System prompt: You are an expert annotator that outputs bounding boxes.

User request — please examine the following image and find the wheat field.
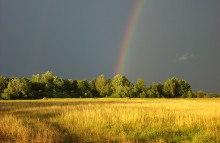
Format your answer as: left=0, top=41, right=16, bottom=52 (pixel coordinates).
left=0, top=98, right=219, bottom=143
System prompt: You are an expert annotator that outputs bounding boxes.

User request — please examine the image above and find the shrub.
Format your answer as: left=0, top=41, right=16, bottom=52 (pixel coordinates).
left=195, top=91, right=206, bottom=98
left=1, top=93, right=11, bottom=100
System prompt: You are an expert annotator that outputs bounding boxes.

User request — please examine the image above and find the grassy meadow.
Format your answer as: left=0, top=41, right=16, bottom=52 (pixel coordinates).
left=0, top=98, right=219, bottom=143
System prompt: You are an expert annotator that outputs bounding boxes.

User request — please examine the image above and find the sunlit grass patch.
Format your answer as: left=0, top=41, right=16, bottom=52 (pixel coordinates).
left=0, top=98, right=219, bottom=142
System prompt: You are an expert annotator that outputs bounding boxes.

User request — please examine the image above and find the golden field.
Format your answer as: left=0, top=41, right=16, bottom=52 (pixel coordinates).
left=0, top=98, right=219, bottom=143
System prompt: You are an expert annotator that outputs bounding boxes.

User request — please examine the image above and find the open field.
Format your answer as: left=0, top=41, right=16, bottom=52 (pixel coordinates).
left=0, top=98, right=219, bottom=143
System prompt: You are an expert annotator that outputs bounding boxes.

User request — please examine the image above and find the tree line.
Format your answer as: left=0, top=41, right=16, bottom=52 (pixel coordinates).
left=0, top=71, right=217, bottom=100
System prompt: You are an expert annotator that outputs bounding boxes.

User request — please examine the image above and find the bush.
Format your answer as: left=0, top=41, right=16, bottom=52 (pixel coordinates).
left=195, top=91, right=206, bottom=98
left=108, top=93, right=121, bottom=98
left=205, top=94, right=220, bottom=98
left=1, top=93, right=11, bottom=100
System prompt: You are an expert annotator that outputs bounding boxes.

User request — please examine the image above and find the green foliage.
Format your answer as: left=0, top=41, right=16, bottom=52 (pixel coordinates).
left=0, top=76, right=9, bottom=95
left=95, top=74, right=107, bottom=97
left=1, top=92, right=11, bottom=100
left=2, top=78, right=31, bottom=99
left=63, top=79, right=78, bottom=94
left=53, top=76, right=64, bottom=93
left=0, top=71, right=217, bottom=100
left=93, top=76, right=113, bottom=97
left=162, top=78, right=178, bottom=98
left=139, top=91, right=147, bottom=98
left=162, top=77, right=193, bottom=98
left=88, top=79, right=99, bottom=97
left=135, top=78, right=147, bottom=97
left=195, top=90, right=206, bottom=98
left=95, top=75, right=106, bottom=92
left=204, top=93, right=220, bottom=98
left=77, top=79, right=93, bottom=98
left=111, top=86, right=131, bottom=98
left=41, top=71, right=54, bottom=83
left=147, top=82, right=163, bottom=98
left=135, top=78, right=147, bottom=91
left=101, top=82, right=113, bottom=97
left=112, top=74, right=133, bottom=87
left=111, top=74, right=136, bottom=98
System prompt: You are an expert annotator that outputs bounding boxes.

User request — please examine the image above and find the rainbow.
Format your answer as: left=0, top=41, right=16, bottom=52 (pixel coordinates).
left=114, top=0, right=144, bottom=75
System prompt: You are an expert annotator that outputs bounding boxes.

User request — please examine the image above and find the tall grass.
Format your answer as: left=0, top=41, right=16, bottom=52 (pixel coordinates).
left=0, top=98, right=219, bottom=142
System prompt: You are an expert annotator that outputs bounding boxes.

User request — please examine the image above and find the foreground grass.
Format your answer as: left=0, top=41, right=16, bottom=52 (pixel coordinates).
left=0, top=98, right=219, bottom=143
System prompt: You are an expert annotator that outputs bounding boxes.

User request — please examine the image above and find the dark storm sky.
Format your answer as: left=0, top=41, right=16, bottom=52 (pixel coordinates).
left=0, top=0, right=220, bottom=93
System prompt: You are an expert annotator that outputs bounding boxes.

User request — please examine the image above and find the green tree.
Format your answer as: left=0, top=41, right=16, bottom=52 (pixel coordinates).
left=2, top=78, right=31, bottom=99
left=162, top=77, right=193, bottom=98
left=63, top=79, right=74, bottom=91
left=101, top=81, right=113, bottom=97
left=88, top=79, right=99, bottom=97
left=30, top=74, right=44, bottom=90
left=41, top=71, right=54, bottom=82
left=30, top=74, right=47, bottom=98
left=111, top=86, right=132, bottom=98
left=111, top=74, right=135, bottom=98
left=95, top=74, right=107, bottom=97
left=146, top=82, right=163, bottom=98
left=41, top=71, right=55, bottom=93
left=53, top=76, right=64, bottom=92
left=0, top=76, right=9, bottom=97
left=195, top=90, right=206, bottom=98
left=31, top=74, right=41, bottom=83
left=77, top=79, right=92, bottom=98
left=135, top=78, right=147, bottom=97
left=112, top=74, right=133, bottom=87
left=178, top=80, right=193, bottom=98
left=63, top=79, right=78, bottom=95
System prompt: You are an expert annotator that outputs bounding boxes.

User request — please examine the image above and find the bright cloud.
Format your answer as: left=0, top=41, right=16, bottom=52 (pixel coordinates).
left=176, top=53, right=196, bottom=62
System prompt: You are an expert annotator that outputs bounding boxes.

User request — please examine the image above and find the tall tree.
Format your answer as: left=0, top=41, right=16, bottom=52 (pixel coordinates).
left=95, top=74, right=107, bottom=97
left=135, top=78, right=147, bottom=97
left=41, top=71, right=55, bottom=93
